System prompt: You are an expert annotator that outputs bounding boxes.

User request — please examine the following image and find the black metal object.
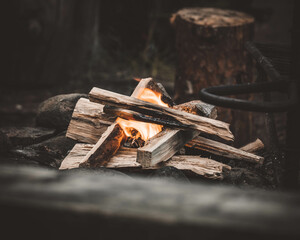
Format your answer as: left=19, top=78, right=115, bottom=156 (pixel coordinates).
left=199, top=41, right=298, bottom=112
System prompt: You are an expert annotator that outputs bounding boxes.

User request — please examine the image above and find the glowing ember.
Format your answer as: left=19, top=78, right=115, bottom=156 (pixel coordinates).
left=116, top=88, right=169, bottom=141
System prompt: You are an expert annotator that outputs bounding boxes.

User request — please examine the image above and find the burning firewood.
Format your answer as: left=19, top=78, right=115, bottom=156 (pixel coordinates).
left=79, top=78, right=175, bottom=167
left=79, top=123, right=126, bottom=168
left=65, top=98, right=263, bottom=165
left=60, top=143, right=231, bottom=180
left=88, top=87, right=234, bottom=142
left=136, top=100, right=217, bottom=167
left=137, top=129, right=199, bottom=167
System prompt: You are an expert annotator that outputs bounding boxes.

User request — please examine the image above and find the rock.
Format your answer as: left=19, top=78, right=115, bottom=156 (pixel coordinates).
left=151, top=166, right=190, bottom=183
left=60, top=168, right=131, bottom=178
left=12, top=133, right=76, bottom=168
left=0, top=130, right=11, bottom=153
left=36, top=93, right=87, bottom=130
left=223, top=167, right=272, bottom=189
left=0, top=127, right=56, bottom=147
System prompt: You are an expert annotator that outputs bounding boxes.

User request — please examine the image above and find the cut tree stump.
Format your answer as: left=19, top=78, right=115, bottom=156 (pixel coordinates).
left=61, top=143, right=231, bottom=180
left=171, top=8, right=255, bottom=145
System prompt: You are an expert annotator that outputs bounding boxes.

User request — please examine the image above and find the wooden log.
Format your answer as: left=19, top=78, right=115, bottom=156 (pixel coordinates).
left=137, top=129, right=200, bottom=167
left=89, top=87, right=234, bottom=142
left=66, top=98, right=114, bottom=144
left=66, top=77, right=173, bottom=144
left=79, top=123, right=126, bottom=168
left=240, top=138, right=264, bottom=153
left=171, top=8, right=255, bottom=146
left=79, top=78, right=173, bottom=167
left=60, top=143, right=230, bottom=180
left=132, top=77, right=175, bottom=106
left=136, top=99, right=217, bottom=167
left=67, top=99, right=261, bottom=165
left=173, top=100, right=217, bottom=119
left=1, top=165, right=300, bottom=240
left=186, top=135, right=264, bottom=164
left=66, top=99, right=218, bottom=145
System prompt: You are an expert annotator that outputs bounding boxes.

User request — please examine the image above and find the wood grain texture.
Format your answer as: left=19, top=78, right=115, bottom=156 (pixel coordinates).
left=60, top=143, right=230, bottom=179
left=173, top=100, right=217, bottom=119
left=240, top=138, right=264, bottom=153
left=78, top=78, right=164, bottom=167
left=137, top=129, right=200, bottom=167
left=186, top=135, right=264, bottom=164
left=79, top=123, right=125, bottom=168
left=66, top=98, right=114, bottom=143
left=89, top=87, right=234, bottom=141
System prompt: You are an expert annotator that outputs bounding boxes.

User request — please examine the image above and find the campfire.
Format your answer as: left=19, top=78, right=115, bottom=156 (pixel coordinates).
left=60, top=78, right=264, bottom=180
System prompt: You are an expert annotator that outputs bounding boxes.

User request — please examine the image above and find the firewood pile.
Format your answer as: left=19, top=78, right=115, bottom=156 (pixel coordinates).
left=60, top=78, right=264, bottom=180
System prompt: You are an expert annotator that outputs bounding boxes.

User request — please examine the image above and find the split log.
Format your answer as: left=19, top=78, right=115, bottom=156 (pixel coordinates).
left=137, top=129, right=200, bottom=167
left=132, top=77, right=175, bottom=106
left=171, top=7, right=255, bottom=146
left=173, top=100, right=217, bottom=119
left=79, top=78, right=174, bottom=167
left=65, top=100, right=262, bottom=164
left=79, top=123, right=126, bottom=168
left=240, top=138, right=264, bottom=153
left=66, top=99, right=217, bottom=144
left=60, top=143, right=230, bottom=180
left=136, top=99, right=217, bottom=167
left=89, top=87, right=234, bottom=142
left=66, top=98, right=114, bottom=144
left=186, top=136, right=264, bottom=164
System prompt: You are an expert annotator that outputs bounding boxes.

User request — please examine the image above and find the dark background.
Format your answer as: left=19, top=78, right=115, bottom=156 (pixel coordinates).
left=1, top=0, right=293, bottom=127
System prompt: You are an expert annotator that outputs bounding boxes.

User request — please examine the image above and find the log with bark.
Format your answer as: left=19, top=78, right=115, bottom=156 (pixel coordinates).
left=88, top=87, right=234, bottom=142
left=60, top=143, right=231, bottom=180
left=171, top=7, right=255, bottom=146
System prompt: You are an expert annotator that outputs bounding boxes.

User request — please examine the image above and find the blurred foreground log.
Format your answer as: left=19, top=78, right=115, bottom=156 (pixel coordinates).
left=0, top=165, right=300, bottom=240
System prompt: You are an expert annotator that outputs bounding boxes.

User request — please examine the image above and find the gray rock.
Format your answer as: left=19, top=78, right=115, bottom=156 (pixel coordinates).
left=0, top=130, right=11, bottom=153
left=151, top=166, right=190, bottom=183
left=0, top=127, right=56, bottom=147
left=36, top=93, right=87, bottom=130
left=12, top=133, right=76, bottom=168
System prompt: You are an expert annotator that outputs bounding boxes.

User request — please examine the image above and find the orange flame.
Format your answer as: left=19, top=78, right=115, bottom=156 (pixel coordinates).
left=116, top=88, right=169, bottom=141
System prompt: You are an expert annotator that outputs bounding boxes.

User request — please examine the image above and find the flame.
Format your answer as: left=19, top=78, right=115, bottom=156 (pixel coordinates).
left=116, top=88, right=169, bottom=141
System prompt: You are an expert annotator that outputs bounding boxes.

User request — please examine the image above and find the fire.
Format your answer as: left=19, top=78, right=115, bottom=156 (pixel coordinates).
left=116, top=88, right=169, bottom=141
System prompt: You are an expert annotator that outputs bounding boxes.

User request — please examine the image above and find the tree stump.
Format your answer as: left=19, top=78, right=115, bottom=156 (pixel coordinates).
left=171, top=8, right=255, bottom=146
